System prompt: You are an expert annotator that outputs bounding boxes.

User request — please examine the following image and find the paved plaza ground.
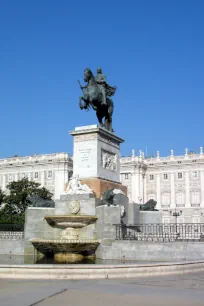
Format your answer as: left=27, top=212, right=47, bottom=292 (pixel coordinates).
left=1, top=272, right=204, bottom=306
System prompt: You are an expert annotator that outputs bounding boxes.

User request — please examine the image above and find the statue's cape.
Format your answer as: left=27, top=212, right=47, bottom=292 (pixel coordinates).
left=105, top=83, right=116, bottom=97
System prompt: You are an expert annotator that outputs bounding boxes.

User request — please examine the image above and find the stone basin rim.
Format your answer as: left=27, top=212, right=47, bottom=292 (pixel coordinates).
left=29, top=238, right=100, bottom=244
left=44, top=215, right=98, bottom=227
left=45, top=215, right=98, bottom=219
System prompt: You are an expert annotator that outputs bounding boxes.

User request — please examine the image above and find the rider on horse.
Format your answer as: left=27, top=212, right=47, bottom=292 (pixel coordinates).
left=95, top=68, right=116, bottom=106
left=81, top=68, right=116, bottom=107
left=79, top=68, right=116, bottom=131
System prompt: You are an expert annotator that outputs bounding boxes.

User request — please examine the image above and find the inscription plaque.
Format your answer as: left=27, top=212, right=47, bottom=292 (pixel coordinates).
left=78, top=148, right=93, bottom=168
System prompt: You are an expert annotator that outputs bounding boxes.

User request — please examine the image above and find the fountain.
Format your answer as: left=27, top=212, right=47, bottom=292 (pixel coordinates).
left=30, top=177, right=100, bottom=263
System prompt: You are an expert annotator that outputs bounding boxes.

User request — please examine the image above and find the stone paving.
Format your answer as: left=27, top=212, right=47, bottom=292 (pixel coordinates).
left=1, top=272, right=204, bottom=306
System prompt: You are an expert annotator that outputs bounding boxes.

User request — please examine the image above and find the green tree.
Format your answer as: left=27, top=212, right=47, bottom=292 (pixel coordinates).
left=0, top=178, right=53, bottom=224
left=0, top=188, right=5, bottom=207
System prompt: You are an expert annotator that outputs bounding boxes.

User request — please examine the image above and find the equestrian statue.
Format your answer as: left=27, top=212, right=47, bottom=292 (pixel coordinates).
left=78, top=68, right=116, bottom=132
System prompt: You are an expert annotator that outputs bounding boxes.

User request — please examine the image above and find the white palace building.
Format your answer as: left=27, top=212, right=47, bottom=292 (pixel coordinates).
left=120, top=147, right=204, bottom=224
left=0, top=147, right=204, bottom=223
left=0, top=153, right=73, bottom=200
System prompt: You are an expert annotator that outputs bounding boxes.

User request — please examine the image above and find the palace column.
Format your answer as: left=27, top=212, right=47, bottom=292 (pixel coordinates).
left=131, top=169, right=140, bottom=203
left=2, top=175, right=6, bottom=190
left=156, top=173, right=161, bottom=209
left=200, top=171, right=204, bottom=208
left=139, top=167, right=144, bottom=203
left=143, top=174, right=147, bottom=203
left=40, top=171, right=45, bottom=187
left=185, top=171, right=191, bottom=208
left=170, top=172, right=175, bottom=209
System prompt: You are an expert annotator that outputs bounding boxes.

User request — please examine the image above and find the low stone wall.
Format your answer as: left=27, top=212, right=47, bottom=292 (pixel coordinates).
left=0, top=231, right=24, bottom=255
left=98, top=240, right=204, bottom=261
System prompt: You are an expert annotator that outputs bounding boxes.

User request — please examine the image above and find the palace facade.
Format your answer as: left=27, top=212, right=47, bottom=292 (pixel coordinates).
left=1, top=147, right=204, bottom=223
left=0, top=153, right=73, bottom=200
left=120, top=147, right=204, bottom=223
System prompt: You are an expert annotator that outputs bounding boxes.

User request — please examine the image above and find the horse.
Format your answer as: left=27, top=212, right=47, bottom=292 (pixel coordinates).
left=79, top=68, right=114, bottom=132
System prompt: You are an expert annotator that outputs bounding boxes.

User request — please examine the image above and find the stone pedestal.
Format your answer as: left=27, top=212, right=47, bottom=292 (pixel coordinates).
left=56, top=193, right=96, bottom=216
left=139, top=211, right=162, bottom=224
left=70, top=125, right=126, bottom=198
left=95, top=205, right=121, bottom=259
left=96, top=205, right=121, bottom=240
left=55, top=193, right=97, bottom=240
left=126, top=203, right=140, bottom=225
left=80, top=177, right=127, bottom=199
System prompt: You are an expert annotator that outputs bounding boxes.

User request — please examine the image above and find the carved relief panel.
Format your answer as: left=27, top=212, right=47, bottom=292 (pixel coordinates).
left=101, top=150, right=117, bottom=172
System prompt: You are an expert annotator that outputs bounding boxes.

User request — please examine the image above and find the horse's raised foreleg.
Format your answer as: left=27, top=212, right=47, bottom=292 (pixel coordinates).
left=79, top=96, right=88, bottom=110
left=79, top=96, right=83, bottom=109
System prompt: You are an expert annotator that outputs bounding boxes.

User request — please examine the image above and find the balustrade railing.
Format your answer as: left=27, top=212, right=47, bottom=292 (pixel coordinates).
left=114, top=223, right=204, bottom=242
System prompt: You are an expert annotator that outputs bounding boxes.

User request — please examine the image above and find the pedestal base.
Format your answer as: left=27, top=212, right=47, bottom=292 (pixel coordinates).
left=80, top=177, right=127, bottom=199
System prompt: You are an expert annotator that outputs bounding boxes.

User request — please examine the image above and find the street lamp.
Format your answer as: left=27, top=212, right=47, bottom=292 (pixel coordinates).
left=170, top=210, right=182, bottom=237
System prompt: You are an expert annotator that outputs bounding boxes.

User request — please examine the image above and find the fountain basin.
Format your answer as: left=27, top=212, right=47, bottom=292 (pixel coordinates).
left=30, top=238, right=100, bottom=263
left=30, top=214, right=100, bottom=263
left=45, top=215, right=98, bottom=229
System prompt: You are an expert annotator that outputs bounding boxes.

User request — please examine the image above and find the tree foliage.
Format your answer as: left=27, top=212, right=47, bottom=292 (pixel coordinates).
left=0, top=178, right=53, bottom=224
left=0, top=189, right=5, bottom=207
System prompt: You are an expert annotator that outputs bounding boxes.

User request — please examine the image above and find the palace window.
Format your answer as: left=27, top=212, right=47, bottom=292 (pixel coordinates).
left=34, top=172, right=39, bottom=179
left=124, top=173, right=129, bottom=179
left=162, top=192, right=170, bottom=205
left=191, top=191, right=200, bottom=205
left=48, top=171, right=53, bottom=178
left=149, top=174, right=154, bottom=181
left=192, top=171, right=198, bottom=179
left=177, top=172, right=183, bottom=179
left=163, top=173, right=168, bottom=180
left=176, top=192, right=185, bottom=205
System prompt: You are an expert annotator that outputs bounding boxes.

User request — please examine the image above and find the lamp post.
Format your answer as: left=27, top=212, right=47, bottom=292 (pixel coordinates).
left=170, top=210, right=182, bottom=237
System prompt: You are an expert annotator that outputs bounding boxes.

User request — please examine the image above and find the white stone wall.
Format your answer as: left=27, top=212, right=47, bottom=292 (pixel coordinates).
left=120, top=148, right=204, bottom=223
left=0, top=153, right=73, bottom=199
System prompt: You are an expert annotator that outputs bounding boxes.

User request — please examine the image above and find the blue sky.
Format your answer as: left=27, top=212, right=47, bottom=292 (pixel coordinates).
left=0, top=1, right=203, bottom=158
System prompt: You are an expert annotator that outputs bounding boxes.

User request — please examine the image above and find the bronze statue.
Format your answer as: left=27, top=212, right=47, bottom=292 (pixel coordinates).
left=79, top=68, right=116, bottom=132
left=139, top=199, right=158, bottom=211
left=100, top=188, right=115, bottom=206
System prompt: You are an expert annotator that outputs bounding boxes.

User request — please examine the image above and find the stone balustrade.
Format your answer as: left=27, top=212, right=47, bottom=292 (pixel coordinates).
left=0, top=231, right=24, bottom=240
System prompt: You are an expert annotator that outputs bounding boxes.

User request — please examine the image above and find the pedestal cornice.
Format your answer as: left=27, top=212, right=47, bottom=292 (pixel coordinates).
left=69, top=125, right=124, bottom=144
